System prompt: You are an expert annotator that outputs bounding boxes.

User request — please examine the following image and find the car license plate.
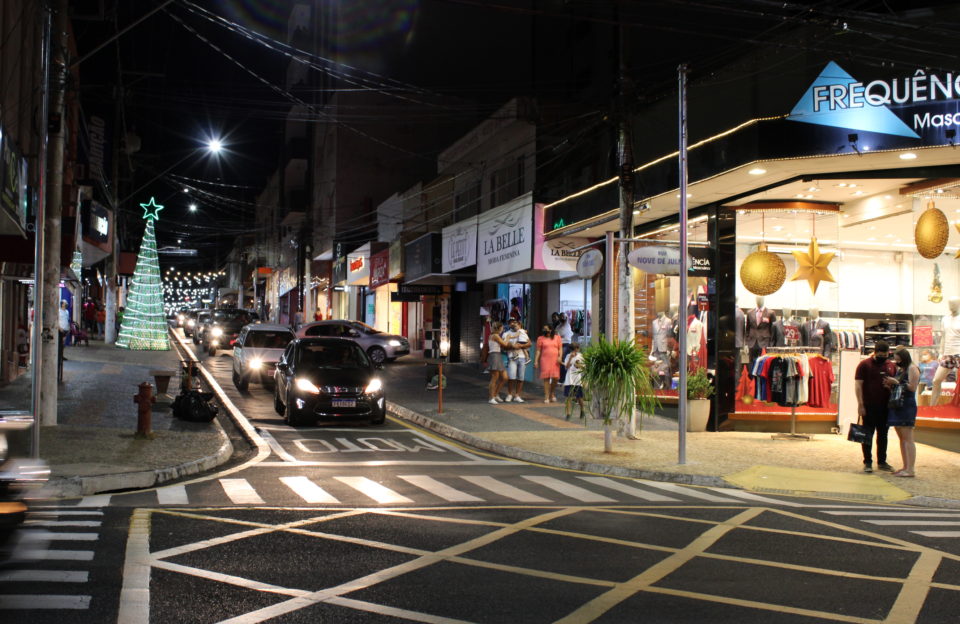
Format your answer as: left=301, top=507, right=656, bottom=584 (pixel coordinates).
left=331, top=399, right=356, bottom=408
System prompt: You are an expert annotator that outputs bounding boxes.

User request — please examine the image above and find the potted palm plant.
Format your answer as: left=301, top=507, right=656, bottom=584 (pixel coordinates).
left=581, top=336, right=660, bottom=453
left=686, top=367, right=714, bottom=432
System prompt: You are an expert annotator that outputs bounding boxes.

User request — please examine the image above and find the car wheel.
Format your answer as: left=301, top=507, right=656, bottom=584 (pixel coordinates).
left=286, top=405, right=311, bottom=427
left=274, top=388, right=285, bottom=415
left=367, top=346, right=387, bottom=366
left=232, top=368, right=240, bottom=388
left=237, top=374, right=249, bottom=392
left=370, top=411, right=386, bottom=426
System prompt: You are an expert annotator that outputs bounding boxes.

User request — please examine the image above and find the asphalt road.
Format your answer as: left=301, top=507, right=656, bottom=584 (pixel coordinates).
left=3, top=336, right=960, bottom=623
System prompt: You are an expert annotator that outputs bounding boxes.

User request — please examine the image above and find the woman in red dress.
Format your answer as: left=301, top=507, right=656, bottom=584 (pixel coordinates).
left=535, top=325, right=563, bottom=402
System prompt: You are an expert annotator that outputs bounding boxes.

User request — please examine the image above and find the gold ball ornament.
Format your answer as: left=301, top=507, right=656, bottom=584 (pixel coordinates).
left=915, top=202, right=949, bottom=259
left=739, top=243, right=786, bottom=296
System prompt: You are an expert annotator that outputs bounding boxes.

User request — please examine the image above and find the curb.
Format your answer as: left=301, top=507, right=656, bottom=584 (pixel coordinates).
left=41, top=431, right=233, bottom=498
left=387, top=401, right=729, bottom=488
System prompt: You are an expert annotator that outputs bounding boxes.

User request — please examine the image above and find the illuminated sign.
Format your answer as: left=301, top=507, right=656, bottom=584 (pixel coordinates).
left=95, top=215, right=108, bottom=237
left=349, top=257, right=364, bottom=273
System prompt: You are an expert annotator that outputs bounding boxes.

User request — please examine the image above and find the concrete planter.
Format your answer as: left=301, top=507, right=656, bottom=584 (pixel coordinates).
left=687, top=398, right=711, bottom=432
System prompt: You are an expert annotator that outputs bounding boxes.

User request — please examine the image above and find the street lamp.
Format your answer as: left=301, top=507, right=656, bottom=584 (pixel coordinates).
left=207, top=138, right=222, bottom=154
left=189, top=204, right=197, bottom=212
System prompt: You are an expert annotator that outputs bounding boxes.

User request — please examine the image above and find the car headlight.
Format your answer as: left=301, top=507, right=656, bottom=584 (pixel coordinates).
left=295, top=377, right=321, bottom=394
left=248, top=358, right=263, bottom=370
left=187, top=319, right=195, bottom=327
left=177, top=314, right=184, bottom=322
left=211, top=327, right=224, bottom=337
left=364, top=378, right=383, bottom=394
left=387, top=340, right=401, bottom=347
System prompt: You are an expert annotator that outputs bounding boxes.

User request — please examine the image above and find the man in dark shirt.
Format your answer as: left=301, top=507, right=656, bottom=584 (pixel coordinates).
left=854, top=341, right=897, bottom=473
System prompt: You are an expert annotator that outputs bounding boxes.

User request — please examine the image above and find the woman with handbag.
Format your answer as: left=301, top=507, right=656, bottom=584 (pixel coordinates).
left=886, top=347, right=920, bottom=477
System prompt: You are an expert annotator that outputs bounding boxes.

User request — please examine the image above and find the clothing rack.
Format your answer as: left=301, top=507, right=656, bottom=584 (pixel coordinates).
left=764, top=346, right=822, bottom=441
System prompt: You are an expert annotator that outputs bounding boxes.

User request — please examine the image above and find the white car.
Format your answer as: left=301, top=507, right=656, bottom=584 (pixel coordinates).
left=231, top=324, right=296, bottom=391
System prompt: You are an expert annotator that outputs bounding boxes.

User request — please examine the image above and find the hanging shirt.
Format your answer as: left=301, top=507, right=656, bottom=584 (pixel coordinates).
left=807, top=356, right=836, bottom=408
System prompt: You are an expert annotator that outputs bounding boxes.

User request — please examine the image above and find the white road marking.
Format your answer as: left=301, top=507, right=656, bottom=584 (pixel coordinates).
left=29, top=510, right=104, bottom=516
left=22, top=532, right=98, bottom=541
left=864, top=520, right=960, bottom=526
left=460, top=476, right=551, bottom=503
left=822, top=511, right=960, bottom=516
left=707, top=488, right=805, bottom=507
left=333, top=477, right=413, bottom=504
left=256, top=460, right=513, bottom=467
left=76, top=495, right=111, bottom=507
left=639, top=481, right=743, bottom=502
left=0, top=594, right=91, bottom=610
left=258, top=428, right=300, bottom=463
left=577, top=476, right=681, bottom=502
left=912, top=531, right=960, bottom=537
left=219, top=479, right=266, bottom=504
left=0, top=570, right=88, bottom=583
left=522, top=476, right=616, bottom=503
left=156, top=485, right=189, bottom=505
left=397, top=475, right=484, bottom=502
left=26, top=521, right=102, bottom=528
left=20, top=550, right=94, bottom=561
left=279, top=476, right=340, bottom=504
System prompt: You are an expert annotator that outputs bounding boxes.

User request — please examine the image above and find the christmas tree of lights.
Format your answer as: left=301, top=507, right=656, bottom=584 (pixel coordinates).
left=117, top=197, right=169, bottom=350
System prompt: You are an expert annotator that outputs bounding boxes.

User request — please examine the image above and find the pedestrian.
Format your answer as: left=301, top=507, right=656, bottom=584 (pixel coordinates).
left=556, top=313, right=573, bottom=378
left=534, top=324, right=562, bottom=402
left=854, top=340, right=897, bottom=473
left=58, top=300, right=70, bottom=360
left=83, top=298, right=97, bottom=334
left=96, top=305, right=106, bottom=339
left=563, top=343, right=585, bottom=420
left=117, top=306, right=125, bottom=332
left=502, top=318, right=530, bottom=402
left=917, top=349, right=938, bottom=392
left=486, top=321, right=510, bottom=404
left=886, top=346, right=919, bottom=477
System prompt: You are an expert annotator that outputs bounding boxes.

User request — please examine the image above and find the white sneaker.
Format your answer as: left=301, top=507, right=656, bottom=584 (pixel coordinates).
left=488, top=398, right=499, bottom=405
left=505, top=395, right=514, bottom=402
left=493, top=396, right=504, bottom=403
left=513, top=396, right=525, bottom=403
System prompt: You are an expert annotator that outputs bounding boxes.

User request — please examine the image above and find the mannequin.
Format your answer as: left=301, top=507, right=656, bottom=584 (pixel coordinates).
left=775, top=307, right=802, bottom=346
left=745, top=296, right=776, bottom=362
left=651, top=309, right=673, bottom=357
left=734, top=306, right=746, bottom=387
left=931, top=297, right=960, bottom=405
left=686, top=304, right=706, bottom=370
left=801, top=306, right=834, bottom=357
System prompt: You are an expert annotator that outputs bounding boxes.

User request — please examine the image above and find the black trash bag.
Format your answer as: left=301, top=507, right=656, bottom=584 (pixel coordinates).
left=172, top=390, right=218, bottom=422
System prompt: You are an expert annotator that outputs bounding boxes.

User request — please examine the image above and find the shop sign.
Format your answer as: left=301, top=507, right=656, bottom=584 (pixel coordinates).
left=442, top=216, right=477, bottom=272
left=392, top=283, right=442, bottom=302
left=627, top=246, right=681, bottom=274
left=535, top=236, right=589, bottom=272
left=369, top=249, right=390, bottom=288
left=789, top=60, right=960, bottom=139
left=477, top=193, right=533, bottom=281
left=688, top=246, right=713, bottom=277
left=278, top=267, right=297, bottom=296
left=405, top=233, right=441, bottom=281
left=347, top=253, right=369, bottom=286
left=913, top=325, right=934, bottom=347
left=0, top=135, right=27, bottom=230
left=333, top=255, right=347, bottom=285
left=389, top=239, right=403, bottom=279
left=576, top=249, right=603, bottom=278
left=82, top=200, right=110, bottom=245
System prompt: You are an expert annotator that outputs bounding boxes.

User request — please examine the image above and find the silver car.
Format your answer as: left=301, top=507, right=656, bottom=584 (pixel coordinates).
left=296, top=320, right=409, bottom=365
left=232, top=324, right=296, bottom=391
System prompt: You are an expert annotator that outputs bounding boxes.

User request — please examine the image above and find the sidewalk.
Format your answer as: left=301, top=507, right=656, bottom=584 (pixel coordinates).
left=0, top=338, right=231, bottom=497
left=380, top=360, right=960, bottom=507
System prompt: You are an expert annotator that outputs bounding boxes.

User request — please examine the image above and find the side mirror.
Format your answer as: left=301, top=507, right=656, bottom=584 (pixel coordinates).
left=348, top=329, right=361, bottom=338
left=276, top=362, right=288, bottom=373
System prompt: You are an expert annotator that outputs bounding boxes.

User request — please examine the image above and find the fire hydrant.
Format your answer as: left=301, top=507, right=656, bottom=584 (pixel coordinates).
left=134, top=382, right=156, bottom=439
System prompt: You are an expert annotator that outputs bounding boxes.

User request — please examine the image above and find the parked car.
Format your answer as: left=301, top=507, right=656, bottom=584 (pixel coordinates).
left=191, top=310, right=212, bottom=344
left=202, top=308, right=254, bottom=356
left=273, top=337, right=386, bottom=427
left=231, top=324, right=295, bottom=391
left=296, top=320, right=409, bottom=365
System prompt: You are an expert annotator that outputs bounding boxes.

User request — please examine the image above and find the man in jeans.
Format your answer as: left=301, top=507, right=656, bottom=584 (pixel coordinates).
left=855, top=340, right=897, bottom=473
left=502, top=318, right=530, bottom=402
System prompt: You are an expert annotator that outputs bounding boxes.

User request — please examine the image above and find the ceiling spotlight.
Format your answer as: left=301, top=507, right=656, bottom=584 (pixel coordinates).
left=748, top=167, right=766, bottom=175
left=899, top=152, right=918, bottom=160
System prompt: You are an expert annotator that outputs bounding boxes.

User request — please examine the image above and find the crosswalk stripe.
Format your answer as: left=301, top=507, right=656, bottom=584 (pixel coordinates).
left=23, top=532, right=98, bottom=541
left=0, top=594, right=91, bottom=610
left=20, top=550, right=94, bottom=561
left=523, top=476, right=616, bottom=503
left=334, top=477, right=413, bottom=504
left=77, top=495, right=110, bottom=507
left=279, top=476, right=340, bottom=504
left=707, top=488, right=805, bottom=507
left=30, top=510, right=104, bottom=517
left=397, top=475, right=484, bottom=502
left=822, top=511, right=960, bottom=517
left=639, top=481, right=741, bottom=502
left=26, top=521, right=102, bottom=528
left=864, top=520, right=960, bottom=526
left=911, top=531, right=960, bottom=537
left=0, top=570, right=89, bottom=583
left=219, top=479, right=265, bottom=505
left=577, top=477, right=681, bottom=502
left=460, top=476, right=551, bottom=503
left=156, top=485, right=189, bottom=505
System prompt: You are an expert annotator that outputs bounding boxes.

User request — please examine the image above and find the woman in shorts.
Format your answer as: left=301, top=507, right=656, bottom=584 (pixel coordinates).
left=487, top=321, right=510, bottom=404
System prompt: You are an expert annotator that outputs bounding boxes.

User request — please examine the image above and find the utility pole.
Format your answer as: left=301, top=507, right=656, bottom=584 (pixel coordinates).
left=104, top=84, right=121, bottom=344
left=616, top=4, right=638, bottom=437
left=39, top=0, right=69, bottom=426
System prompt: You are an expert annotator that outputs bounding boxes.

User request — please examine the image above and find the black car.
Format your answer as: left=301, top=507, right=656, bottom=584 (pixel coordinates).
left=191, top=310, right=212, bottom=344
left=273, top=337, right=386, bottom=427
left=202, top=308, right=253, bottom=356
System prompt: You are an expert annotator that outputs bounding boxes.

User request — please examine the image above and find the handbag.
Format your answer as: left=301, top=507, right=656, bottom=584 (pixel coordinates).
left=888, top=373, right=905, bottom=409
left=847, top=421, right=872, bottom=444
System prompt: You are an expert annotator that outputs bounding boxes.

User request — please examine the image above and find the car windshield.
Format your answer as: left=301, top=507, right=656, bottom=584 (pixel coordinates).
left=296, top=343, right=370, bottom=369
left=349, top=321, right=380, bottom=334
left=213, top=310, right=251, bottom=324
left=245, top=331, right=293, bottom=349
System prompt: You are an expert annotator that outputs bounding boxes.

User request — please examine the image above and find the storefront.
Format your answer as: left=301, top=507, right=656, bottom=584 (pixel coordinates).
left=403, top=233, right=449, bottom=358
left=442, top=215, right=483, bottom=363
left=369, top=246, right=404, bottom=334
left=346, top=244, right=371, bottom=322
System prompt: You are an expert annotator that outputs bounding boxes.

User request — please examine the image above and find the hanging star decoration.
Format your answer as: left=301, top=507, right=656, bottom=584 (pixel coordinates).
left=140, top=197, right=164, bottom=221
left=790, top=237, right=836, bottom=294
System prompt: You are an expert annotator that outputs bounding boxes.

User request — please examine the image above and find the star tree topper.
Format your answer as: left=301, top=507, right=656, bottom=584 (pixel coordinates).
left=790, top=237, right=836, bottom=294
left=140, top=197, right=164, bottom=221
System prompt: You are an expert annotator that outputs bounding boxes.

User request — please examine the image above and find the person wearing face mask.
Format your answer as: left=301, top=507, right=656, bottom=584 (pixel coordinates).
left=854, top=341, right=898, bottom=474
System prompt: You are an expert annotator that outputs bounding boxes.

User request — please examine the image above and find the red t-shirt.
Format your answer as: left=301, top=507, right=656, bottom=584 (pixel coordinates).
left=807, top=356, right=835, bottom=408
left=855, top=356, right=897, bottom=407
